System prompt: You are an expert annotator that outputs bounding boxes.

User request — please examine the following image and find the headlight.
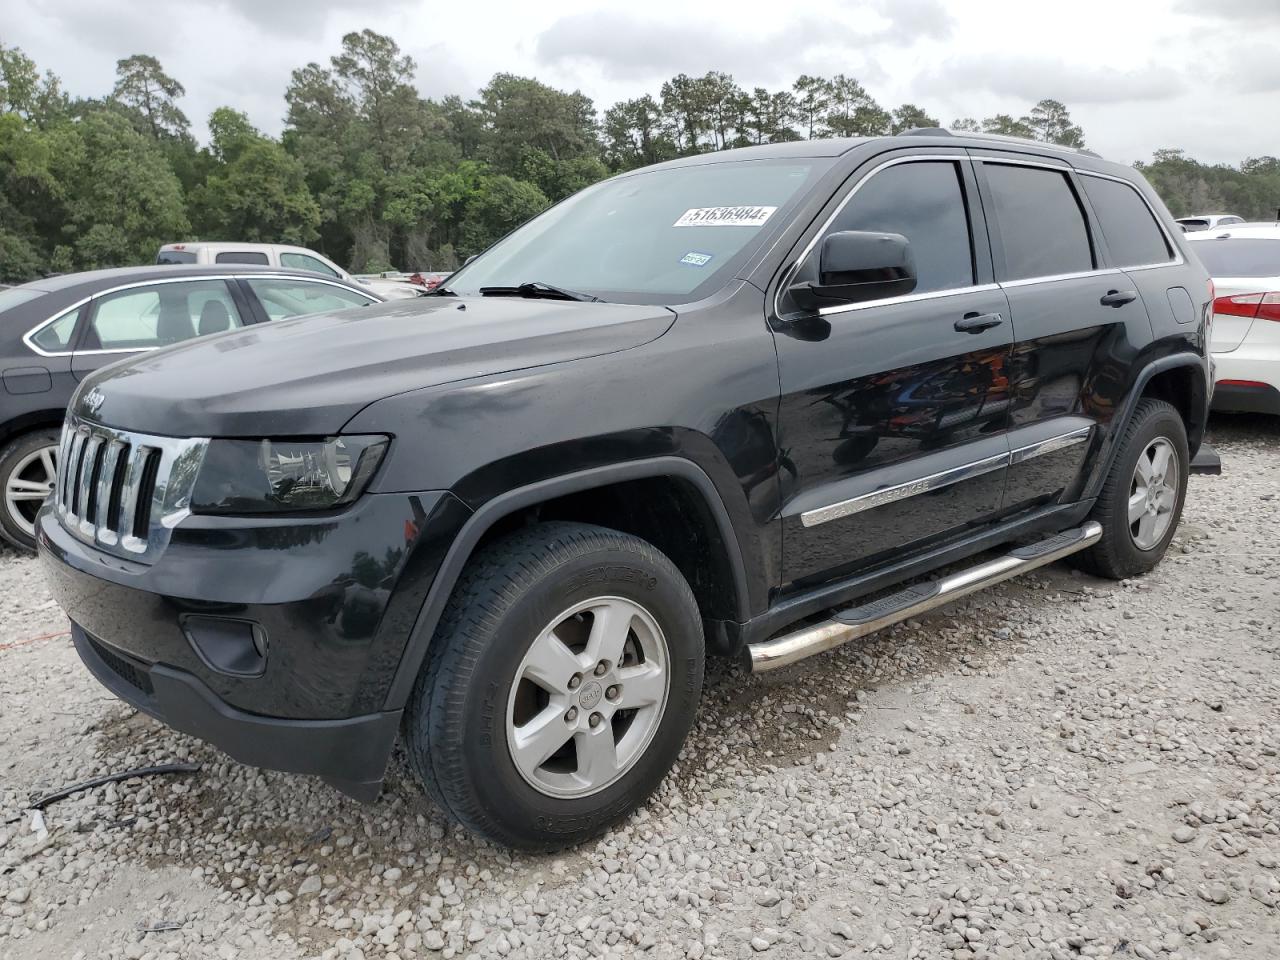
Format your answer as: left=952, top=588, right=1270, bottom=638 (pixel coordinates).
left=191, top=435, right=388, bottom=514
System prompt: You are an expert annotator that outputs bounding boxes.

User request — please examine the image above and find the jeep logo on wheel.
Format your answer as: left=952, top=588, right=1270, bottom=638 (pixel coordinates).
left=578, top=680, right=603, bottom=710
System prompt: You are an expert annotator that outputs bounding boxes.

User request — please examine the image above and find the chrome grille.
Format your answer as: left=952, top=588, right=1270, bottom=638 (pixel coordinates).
left=55, top=418, right=209, bottom=562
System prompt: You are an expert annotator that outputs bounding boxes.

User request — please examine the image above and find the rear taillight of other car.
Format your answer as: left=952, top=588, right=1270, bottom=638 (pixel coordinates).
left=1213, top=291, right=1280, bottom=322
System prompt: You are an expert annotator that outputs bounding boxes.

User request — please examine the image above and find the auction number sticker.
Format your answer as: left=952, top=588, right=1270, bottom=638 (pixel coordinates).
left=673, top=205, right=777, bottom=227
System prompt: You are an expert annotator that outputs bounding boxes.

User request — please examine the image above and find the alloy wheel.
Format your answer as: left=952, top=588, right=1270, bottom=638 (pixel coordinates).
left=5, top=444, right=58, bottom=539
left=1128, top=437, right=1178, bottom=550
left=505, top=596, right=670, bottom=798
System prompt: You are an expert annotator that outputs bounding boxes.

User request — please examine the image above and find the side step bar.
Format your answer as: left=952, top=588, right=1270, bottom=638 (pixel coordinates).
left=747, top=521, right=1102, bottom=673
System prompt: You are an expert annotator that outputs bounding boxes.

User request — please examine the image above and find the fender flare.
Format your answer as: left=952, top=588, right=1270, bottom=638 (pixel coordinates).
left=382, top=456, right=752, bottom=709
left=1084, top=352, right=1208, bottom=500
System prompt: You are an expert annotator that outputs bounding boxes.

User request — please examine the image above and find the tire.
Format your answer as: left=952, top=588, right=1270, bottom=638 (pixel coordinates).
left=1071, top=398, right=1188, bottom=580
left=404, top=521, right=704, bottom=850
left=0, top=428, right=60, bottom=553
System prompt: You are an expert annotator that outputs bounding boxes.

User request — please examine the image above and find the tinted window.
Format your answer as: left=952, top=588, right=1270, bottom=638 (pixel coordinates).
left=245, top=278, right=375, bottom=320
left=1178, top=219, right=1209, bottom=231
left=156, top=250, right=197, bottom=264
left=1190, top=238, right=1280, bottom=278
left=1080, top=176, right=1172, bottom=267
left=984, top=164, right=1093, bottom=280
left=215, top=251, right=269, bottom=265
left=280, top=252, right=340, bottom=277
left=87, top=280, right=245, bottom=350
left=1219, top=217, right=1243, bottom=225
left=822, top=160, right=975, bottom=294
left=31, top=306, right=81, bottom=353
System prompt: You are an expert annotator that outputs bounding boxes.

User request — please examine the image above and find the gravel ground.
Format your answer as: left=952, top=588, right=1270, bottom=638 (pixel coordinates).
left=2, top=414, right=1278, bottom=960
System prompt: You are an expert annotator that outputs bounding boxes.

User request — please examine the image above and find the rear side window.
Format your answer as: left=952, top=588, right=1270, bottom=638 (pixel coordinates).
left=823, top=160, right=975, bottom=295
left=30, top=306, right=81, bottom=353
left=984, top=164, right=1094, bottom=281
left=245, top=278, right=375, bottom=320
left=156, top=250, right=197, bottom=264
left=1190, top=238, right=1280, bottom=278
left=215, top=251, right=269, bottom=265
left=279, top=252, right=340, bottom=277
left=1080, top=176, right=1172, bottom=267
left=87, top=280, right=245, bottom=350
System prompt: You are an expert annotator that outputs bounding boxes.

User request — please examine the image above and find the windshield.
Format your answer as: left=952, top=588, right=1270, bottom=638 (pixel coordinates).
left=1191, top=238, right=1280, bottom=278
left=446, top=159, right=828, bottom=305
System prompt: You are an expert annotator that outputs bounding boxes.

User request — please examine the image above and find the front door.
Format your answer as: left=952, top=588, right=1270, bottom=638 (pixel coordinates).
left=771, top=153, right=1015, bottom=592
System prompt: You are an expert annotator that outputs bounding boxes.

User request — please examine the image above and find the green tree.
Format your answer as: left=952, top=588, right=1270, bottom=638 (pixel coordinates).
left=825, top=75, right=889, bottom=137
left=982, top=113, right=1037, bottom=138
left=0, top=43, right=65, bottom=123
left=792, top=75, right=831, bottom=139
left=475, top=73, right=599, bottom=174
left=111, top=54, right=190, bottom=140
left=891, top=104, right=939, bottom=134
left=191, top=108, right=320, bottom=244
left=602, top=95, right=676, bottom=170
left=1026, top=99, right=1085, bottom=148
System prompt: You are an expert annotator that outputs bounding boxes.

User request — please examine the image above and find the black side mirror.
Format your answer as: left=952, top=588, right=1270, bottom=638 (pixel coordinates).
left=789, top=230, right=917, bottom=311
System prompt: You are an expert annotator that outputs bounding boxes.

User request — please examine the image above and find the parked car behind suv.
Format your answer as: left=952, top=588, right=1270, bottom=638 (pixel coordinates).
left=156, top=242, right=355, bottom=282
left=40, top=132, right=1211, bottom=849
left=0, top=265, right=380, bottom=550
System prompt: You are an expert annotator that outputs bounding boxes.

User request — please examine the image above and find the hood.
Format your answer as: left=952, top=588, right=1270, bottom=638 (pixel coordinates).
left=76, top=296, right=675, bottom=437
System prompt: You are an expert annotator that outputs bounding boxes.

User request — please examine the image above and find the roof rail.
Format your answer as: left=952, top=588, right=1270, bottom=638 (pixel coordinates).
left=900, top=127, right=1102, bottom=160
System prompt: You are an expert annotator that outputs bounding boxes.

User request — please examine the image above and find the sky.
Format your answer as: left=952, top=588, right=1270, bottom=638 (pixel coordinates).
left=4, top=0, right=1278, bottom=166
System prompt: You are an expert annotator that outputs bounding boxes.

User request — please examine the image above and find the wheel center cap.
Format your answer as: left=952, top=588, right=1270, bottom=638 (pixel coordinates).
left=579, top=680, right=603, bottom=709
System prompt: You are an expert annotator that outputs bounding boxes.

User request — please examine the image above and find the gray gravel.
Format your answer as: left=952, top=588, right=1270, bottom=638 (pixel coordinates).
left=2, top=414, right=1278, bottom=960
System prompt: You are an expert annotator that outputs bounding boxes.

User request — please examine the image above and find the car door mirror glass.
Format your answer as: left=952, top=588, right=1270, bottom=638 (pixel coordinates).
left=789, top=230, right=917, bottom=310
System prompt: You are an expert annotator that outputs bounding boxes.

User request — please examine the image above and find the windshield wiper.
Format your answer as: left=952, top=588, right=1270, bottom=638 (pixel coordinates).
left=479, top=281, right=601, bottom=303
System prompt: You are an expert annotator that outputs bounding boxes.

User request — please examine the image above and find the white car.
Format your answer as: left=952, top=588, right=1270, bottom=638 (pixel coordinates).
left=157, top=242, right=354, bottom=282
left=1187, top=225, right=1280, bottom=415
left=1176, top=213, right=1244, bottom=233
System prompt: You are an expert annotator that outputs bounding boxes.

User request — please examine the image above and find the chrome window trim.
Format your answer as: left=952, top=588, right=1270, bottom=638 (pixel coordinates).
left=800, top=426, right=1093, bottom=527
left=817, top=283, right=1001, bottom=317
left=773, top=153, right=974, bottom=319
left=1075, top=169, right=1184, bottom=270
left=23, top=273, right=378, bottom=359
left=1000, top=267, right=1122, bottom=289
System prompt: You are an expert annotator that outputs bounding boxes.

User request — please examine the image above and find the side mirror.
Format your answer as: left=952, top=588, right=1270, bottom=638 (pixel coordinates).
left=789, top=230, right=917, bottom=311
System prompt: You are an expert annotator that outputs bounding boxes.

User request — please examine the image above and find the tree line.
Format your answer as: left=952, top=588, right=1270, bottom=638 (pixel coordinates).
left=1, top=31, right=1277, bottom=284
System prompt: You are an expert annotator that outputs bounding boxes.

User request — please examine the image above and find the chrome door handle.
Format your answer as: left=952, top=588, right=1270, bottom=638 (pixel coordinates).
left=954, top=312, right=1003, bottom=333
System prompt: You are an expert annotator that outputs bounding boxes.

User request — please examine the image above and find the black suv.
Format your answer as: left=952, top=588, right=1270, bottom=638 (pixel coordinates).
left=39, top=132, right=1212, bottom=849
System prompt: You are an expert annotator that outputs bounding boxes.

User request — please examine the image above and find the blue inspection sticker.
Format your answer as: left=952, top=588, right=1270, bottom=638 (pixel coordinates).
left=680, top=251, right=714, bottom=267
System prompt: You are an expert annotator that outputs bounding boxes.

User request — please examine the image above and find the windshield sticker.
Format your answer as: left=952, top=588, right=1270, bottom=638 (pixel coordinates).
left=679, top=251, right=714, bottom=267
left=673, top=205, right=777, bottom=228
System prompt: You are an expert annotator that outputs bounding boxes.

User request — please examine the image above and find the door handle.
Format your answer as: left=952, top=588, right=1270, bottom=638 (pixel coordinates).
left=954, top=312, right=1003, bottom=333
left=1100, top=289, right=1138, bottom=307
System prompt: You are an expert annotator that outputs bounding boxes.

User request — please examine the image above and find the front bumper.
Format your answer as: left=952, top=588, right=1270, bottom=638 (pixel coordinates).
left=38, top=490, right=471, bottom=799
left=72, top=623, right=399, bottom=800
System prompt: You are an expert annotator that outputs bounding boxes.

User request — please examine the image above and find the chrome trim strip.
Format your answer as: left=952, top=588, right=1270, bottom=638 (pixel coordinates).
left=1009, top=427, right=1092, bottom=465
left=24, top=273, right=380, bottom=359
left=800, top=453, right=1008, bottom=528
left=799, top=425, right=1094, bottom=527
left=1000, top=268, right=1121, bottom=289
left=818, top=283, right=1001, bottom=317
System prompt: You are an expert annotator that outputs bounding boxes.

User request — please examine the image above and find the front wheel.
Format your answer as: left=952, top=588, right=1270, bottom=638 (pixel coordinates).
left=1072, top=398, right=1189, bottom=580
left=404, top=522, right=704, bottom=850
left=0, top=429, right=60, bottom=552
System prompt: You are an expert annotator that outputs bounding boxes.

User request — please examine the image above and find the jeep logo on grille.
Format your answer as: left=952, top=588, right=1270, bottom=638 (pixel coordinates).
left=82, top=388, right=105, bottom=416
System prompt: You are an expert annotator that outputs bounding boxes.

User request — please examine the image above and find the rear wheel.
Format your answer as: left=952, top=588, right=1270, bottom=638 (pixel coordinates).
left=404, top=521, right=704, bottom=850
left=0, top=429, right=60, bottom=552
left=1072, top=398, right=1188, bottom=580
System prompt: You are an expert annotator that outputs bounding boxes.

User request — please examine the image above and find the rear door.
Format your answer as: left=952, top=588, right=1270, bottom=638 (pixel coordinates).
left=771, top=151, right=1015, bottom=591
left=71, top=278, right=249, bottom=380
left=972, top=152, right=1151, bottom=513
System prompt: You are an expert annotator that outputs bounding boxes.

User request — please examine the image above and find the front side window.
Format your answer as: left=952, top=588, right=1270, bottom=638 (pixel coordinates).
left=984, top=164, right=1094, bottom=281
left=246, top=278, right=375, bottom=320
left=818, top=160, right=976, bottom=296
left=445, top=159, right=828, bottom=305
left=1080, top=175, right=1172, bottom=268
left=215, top=251, right=269, bottom=265
left=31, top=306, right=81, bottom=353
left=87, top=280, right=244, bottom=350
left=280, top=252, right=340, bottom=277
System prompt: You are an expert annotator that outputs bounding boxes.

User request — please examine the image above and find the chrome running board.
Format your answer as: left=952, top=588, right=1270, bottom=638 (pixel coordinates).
left=747, top=521, right=1102, bottom=673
